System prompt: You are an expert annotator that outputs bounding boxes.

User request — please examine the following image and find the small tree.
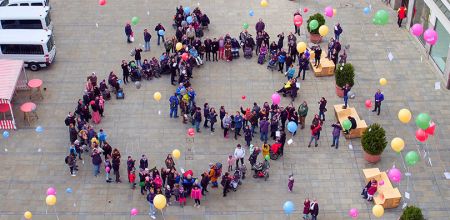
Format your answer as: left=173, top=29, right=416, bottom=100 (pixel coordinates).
left=400, top=206, right=425, bottom=220
left=307, top=13, right=326, bottom=34
left=335, top=63, right=355, bottom=88
left=361, top=123, right=387, bottom=155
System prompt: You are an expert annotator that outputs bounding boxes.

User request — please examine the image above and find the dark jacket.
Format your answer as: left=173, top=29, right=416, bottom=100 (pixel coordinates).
left=125, top=24, right=132, bottom=35
left=211, top=41, right=219, bottom=52
left=139, top=158, right=148, bottom=170
left=134, top=49, right=142, bottom=60
left=259, top=120, right=270, bottom=133
left=91, top=152, right=102, bottom=165
left=255, top=21, right=265, bottom=32
left=310, top=202, right=319, bottom=216
left=144, top=32, right=152, bottom=42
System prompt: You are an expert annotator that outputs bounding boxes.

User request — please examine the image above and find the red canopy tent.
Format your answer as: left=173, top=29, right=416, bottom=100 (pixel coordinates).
left=0, top=59, right=28, bottom=129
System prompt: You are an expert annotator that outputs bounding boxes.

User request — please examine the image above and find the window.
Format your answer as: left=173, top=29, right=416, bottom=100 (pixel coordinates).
left=20, top=3, right=29, bottom=6
left=45, top=12, right=51, bottom=26
left=1, top=20, right=43, bottom=29
left=1, top=44, right=44, bottom=55
left=430, top=20, right=450, bottom=73
left=46, top=35, right=54, bottom=52
left=0, top=0, right=9, bottom=6
left=9, top=4, right=18, bottom=6
left=411, top=0, right=430, bottom=45
left=31, top=3, right=43, bottom=6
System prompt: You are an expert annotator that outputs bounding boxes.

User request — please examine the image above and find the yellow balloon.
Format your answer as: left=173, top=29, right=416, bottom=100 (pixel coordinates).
left=398, top=109, right=412, bottom=123
left=372, top=204, right=384, bottom=217
left=153, top=92, right=161, bottom=101
left=318, top=25, right=329, bottom=36
left=154, top=194, right=167, bottom=210
left=296, top=42, right=307, bottom=53
left=24, top=211, right=32, bottom=219
left=175, top=42, right=183, bottom=51
left=172, top=149, right=181, bottom=159
left=379, top=78, right=387, bottom=86
left=260, top=0, right=268, bottom=7
left=46, top=195, right=56, bottom=206
left=333, top=9, right=337, bottom=16
left=391, top=137, right=405, bottom=153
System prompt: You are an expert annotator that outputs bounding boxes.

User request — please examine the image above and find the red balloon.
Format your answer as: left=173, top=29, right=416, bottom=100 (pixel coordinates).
left=415, top=129, right=428, bottom=142
left=294, top=15, right=303, bottom=27
left=425, top=122, right=436, bottom=136
left=99, top=0, right=106, bottom=6
left=181, top=53, right=189, bottom=61
left=365, top=99, right=372, bottom=109
left=303, top=8, right=309, bottom=13
left=187, top=128, right=195, bottom=137
left=241, top=95, right=246, bottom=100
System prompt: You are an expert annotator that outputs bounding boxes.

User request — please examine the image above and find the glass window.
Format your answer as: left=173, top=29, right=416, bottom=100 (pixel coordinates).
left=0, top=0, right=9, bottom=6
left=31, top=3, right=43, bottom=6
left=18, top=20, right=43, bottom=29
left=430, top=20, right=450, bottom=73
left=46, top=35, right=54, bottom=52
left=1, top=20, right=17, bottom=29
left=1, top=44, right=44, bottom=55
left=411, top=0, right=430, bottom=45
left=45, top=13, right=51, bottom=26
left=20, top=3, right=29, bottom=6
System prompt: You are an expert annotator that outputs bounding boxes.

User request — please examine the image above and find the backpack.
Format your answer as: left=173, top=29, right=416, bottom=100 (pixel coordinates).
left=65, top=156, right=69, bottom=164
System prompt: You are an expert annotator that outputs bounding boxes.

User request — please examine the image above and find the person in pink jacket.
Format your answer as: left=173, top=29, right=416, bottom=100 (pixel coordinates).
left=190, top=185, right=202, bottom=208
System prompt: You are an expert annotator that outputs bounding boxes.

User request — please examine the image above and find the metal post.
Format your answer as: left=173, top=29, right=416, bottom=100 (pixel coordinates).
left=406, top=0, right=415, bottom=28
left=8, top=100, right=16, bottom=129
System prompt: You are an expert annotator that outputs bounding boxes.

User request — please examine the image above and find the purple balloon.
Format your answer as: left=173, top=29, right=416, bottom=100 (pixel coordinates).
left=46, top=187, right=56, bottom=196
left=423, top=28, right=438, bottom=45
left=271, top=93, right=281, bottom=105
left=388, top=168, right=402, bottom=183
left=130, top=208, right=139, bottom=216
left=349, top=208, right=359, bottom=218
left=410, top=24, right=423, bottom=37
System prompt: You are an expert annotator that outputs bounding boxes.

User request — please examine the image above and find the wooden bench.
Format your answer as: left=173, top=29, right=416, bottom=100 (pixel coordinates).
left=363, top=168, right=402, bottom=209
left=309, top=50, right=335, bottom=77
left=333, top=104, right=367, bottom=139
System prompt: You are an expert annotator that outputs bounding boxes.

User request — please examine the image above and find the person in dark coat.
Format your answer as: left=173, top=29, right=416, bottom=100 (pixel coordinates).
left=200, top=172, right=210, bottom=195
left=310, top=199, right=319, bottom=220
left=297, top=54, right=309, bottom=80
left=211, top=38, right=219, bottom=61
left=69, top=124, right=78, bottom=144
left=139, top=155, right=148, bottom=170
left=222, top=172, right=231, bottom=197
left=277, top=32, right=284, bottom=50
left=143, top=29, right=152, bottom=51
left=313, top=45, right=322, bottom=67
left=154, top=23, right=165, bottom=45
left=285, top=54, right=293, bottom=72
left=204, top=38, right=212, bottom=61
left=243, top=125, right=252, bottom=147
left=124, top=23, right=133, bottom=43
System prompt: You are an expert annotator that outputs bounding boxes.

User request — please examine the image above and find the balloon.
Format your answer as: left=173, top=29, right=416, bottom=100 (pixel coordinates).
left=342, top=119, right=352, bottom=131
left=398, top=109, right=412, bottom=123
left=181, top=53, right=189, bottom=61
left=181, top=20, right=187, bottom=27
left=373, top=10, right=389, bottom=25
left=243, top=23, right=249, bottom=30
left=405, top=151, right=420, bottom=166
left=241, top=95, right=246, bottom=100
left=388, top=168, right=402, bottom=183
left=423, top=28, right=438, bottom=45
left=294, top=15, right=303, bottom=27
left=2, top=131, right=9, bottom=139
left=105, top=167, right=110, bottom=173
left=118, top=79, right=123, bottom=85
left=130, top=208, right=139, bottom=216
left=187, top=128, right=195, bottom=137
left=35, top=126, right=44, bottom=133
left=271, top=93, right=281, bottom=105
left=333, top=9, right=337, bottom=16
left=348, top=91, right=356, bottom=99
left=265, top=155, right=270, bottom=161
left=176, top=42, right=183, bottom=51
left=411, top=24, right=424, bottom=37
left=390, top=137, right=405, bottom=153
left=349, top=208, right=359, bottom=218
left=372, top=204, right=384, bottom=217
left=363, top=7, right=371, bottom=15
left=379, top=78, right=387, bottom=86
left=180, top=88, right=187, bottom=95
left=318, top=25, right=329, bottom=36
left=425, top=122, right=436, bottom=135
left=186, top=16, right=193, bottom=24
left=145, top=176, right=150, bottom=181
left=46, top=195, right=56, bottom=206
left=183, top=7, right=190, bottom=15
left=172, top=149, right=181, bottom=159
left=99, top=0, right=106, bottom=6
left=378, top=180, right=384, bottom=186
left=287, top=122, right=298, bottom=133
left=415, top=129, right=428, bottom=142
left=153, top=92, right=161, bottom=101
left=249, top=10, right=254, bottom=16
left=303, top=8, right=308, bottom=13
left=415, top=113, right=431, bottom=129
left=131, top=16, right=140, bottom=26
left=365, top=99, right=372, bottom=109
left=324, top=6, right=333, bottom=17
left=66, top=188, right=73, bottom=193
left=158, top=30, right=165, bottom=36
left=47, top=187, right=56, bottom=196
left=309, top=20, right=319, bottom=30
left=296, top=42, right=307, bottom=53
left=260, top=0, right=268, bottom=7
left=153, top=194, right=167, bottom=210
left=283, top=201, right=295, bottom=215
left=135, top=81, right=141, bottom=89
left=24, top=211, right=32, bottom=219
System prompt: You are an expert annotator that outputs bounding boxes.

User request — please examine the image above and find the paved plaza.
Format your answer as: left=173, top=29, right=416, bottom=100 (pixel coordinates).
left=0, top=0, right=449, bottom=219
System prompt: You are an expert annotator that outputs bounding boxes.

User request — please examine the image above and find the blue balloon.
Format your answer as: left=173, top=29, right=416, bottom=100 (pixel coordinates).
left=158, top=30, right=165, bottom=36
left=35, top=126, right=44, bottom=133
left=363, top=7, right=371, bottom=14
left=118, top=79, right=122, bottom=85
left=249, top=10, right=254, bottom=17
left=186, top=16, right=193, bottom=24
left=283, top=201, right=295, bottom=215
left=183, top=7, right=190, bottom=15
left=2, top=131, right=9, bottom=139
left=66, top=188, right=73, bottom=193
left=287, top=122, right=298, bottom=133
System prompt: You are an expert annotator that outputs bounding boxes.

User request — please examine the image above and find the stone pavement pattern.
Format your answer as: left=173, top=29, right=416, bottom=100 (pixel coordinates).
left=0, top=0, right=449, bottom=219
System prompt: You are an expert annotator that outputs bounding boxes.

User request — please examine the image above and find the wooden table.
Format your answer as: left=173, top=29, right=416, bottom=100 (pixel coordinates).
left=20, top=102, right=38, bottom=125
left=28, top=79, right=43, bottom=100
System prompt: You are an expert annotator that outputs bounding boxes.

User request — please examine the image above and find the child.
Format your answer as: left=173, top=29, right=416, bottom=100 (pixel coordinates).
left=105, top=156, right=112, bottom=183
left=128, top=169, right=136, bottom=189
left=218, top=36, right=225, bottom=60
left=164, top=185, right=172, bottom=206
left=178, top=186, right=187, bottom=207
left=367, top=181, right=378, bottom=201
left=190, top=185, right=202, bottom=208
left=227, top=155, right=235, bottom=172
left=288, top=174, right=294, bottom=192
left=173, top=184, right=180, bottom=202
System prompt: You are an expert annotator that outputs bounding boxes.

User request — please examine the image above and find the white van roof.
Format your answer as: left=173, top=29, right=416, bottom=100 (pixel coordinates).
left=0, top=6, right=50, bottom=19
left=0, top=29, right=52, bottom=44
left=7, top=0, right=47, bottom=3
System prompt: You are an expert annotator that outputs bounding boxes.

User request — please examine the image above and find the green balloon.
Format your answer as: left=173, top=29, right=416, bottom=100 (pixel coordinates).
left=243, top=23, right=249, bottom=30
left=131, top=16, right=140, bottom=25
left=373, top=10, right=389, bottom=25
left=342, top=119, right=352, bottom=131
left=415, top=113, right=431, bottom=130
left=265, top=155, right=270, bottom=161
left=309, top=20, right=319, bottom=30
left=405, top=151, right=420, bottom=166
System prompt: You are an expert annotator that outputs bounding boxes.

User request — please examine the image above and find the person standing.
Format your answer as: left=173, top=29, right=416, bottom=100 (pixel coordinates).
left=219, top=106, right=226, bottom=129
left=318, top=97, right=327, bottom=122
left=277, top=32, right=285, bottom=50
left=121, top=60, right=130, bottom=84
left=91, top=148, right=102, bottom=177
left=212, top=38, right=219, bottom=62
left=143, top=29, right=152, bottom=51
left=255, top=18, right=265, bottom=33
left=342, top=84, right=351, bottom=109
left=234, top=144, right=245, bottom=168
left=397, top=5, right=407, bottom=28
left=303, top=198, right=311, bottom=220
left=204, top=38, right=212, bottom=61
left=124, top=23, right=133, bottom=43
left=278, top=49, right=287, bottom=73
left=313, top=45, right=322, bottom=67
left=97, top=129, right=107, bottom=147
left=331, top=121, right=342, bottom=149
left=288, top=174, right=294, bottom=192
left=193, top=107, right=202, bottom=132
left=223, top=112, right=231, bottom=138
left=297, top=54, right=309, bottom=80
left=259, top=117, right=269, bottom=143
left=66, top=153, right=77, bottom=176
left=293, top=10, right=301, bottom=35
left=139, top=154, right=148, bottom=170
left=134, top=48, right=143, bottom=67
left=112, top=148, right=121, bottom=183
left=209, top=107, right=218, bottom=132
left=222, top=172, right=231, bottom=197
left=234, top=112, right=243, bottom=140
left=203, top=103, right=210, bottom=128
left=310, top=199, right=319, bottom=220
left=334, top=23, right=343, bottom=40
left=372, top=89, right=384, bottom=115
left=147, top=188, right=156, bottom=219
left=154, top=23, right=165, bottom=45
left=126, top=156, right=135, bottom=176
left=308, top=123, right=321, bottom=148
left=169, top=93, right=179, bottom=118
left=298, top=101, right=308, bottom=129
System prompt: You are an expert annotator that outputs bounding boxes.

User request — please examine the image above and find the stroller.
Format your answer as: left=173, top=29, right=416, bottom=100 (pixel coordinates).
left=252, top=160, right=269, bottom=181
left=269, top=142, right=282, bottom=160
left=230, top=169, right=242, bottom=191
left=129, top=61, right=141, bottom=82
left=244, top=46, right=253, bottom=59
left=231, top=38, right=240, bottom=59
left=267, top=55, right=278, bottom=71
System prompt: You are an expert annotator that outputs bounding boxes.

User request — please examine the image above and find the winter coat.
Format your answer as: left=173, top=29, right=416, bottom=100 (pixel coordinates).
left=259, top=120, right=270, bottom=133
left=234, top=115, right=243, bottom=129
left=234, top=148, right=246, bottom=159
left=223, top=116, right=232, bottom=128
left=255, top=21, right=265, bottom=32
left=303, top=201, right=311, bottom=214
left=139, top=158, right=148, bottom=170
left=298, top=104, right=308, bottom=117
left=332, top=123, right=342, bottom=137
left=190, top=188, right=202, bottom=200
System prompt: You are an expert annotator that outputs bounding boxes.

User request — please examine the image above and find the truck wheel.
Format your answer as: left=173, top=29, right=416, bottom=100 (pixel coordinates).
left=29, top=63, right=40, bottom=71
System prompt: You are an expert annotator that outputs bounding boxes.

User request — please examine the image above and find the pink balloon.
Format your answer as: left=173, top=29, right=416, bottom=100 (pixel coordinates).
left=423, top=28, right=438, bottom=45
left=425, top=122, right=436, bottom=136
left=271, top=93, right=281, bottom=105
left=145, top=176, right=150, bottom=181
left=415, top=128, right=428, bottom=142
left=105, top=167, right=110, bottom=173
left=187, top=128, right=195, bottom=137
left=130, top=208, right=139, bottom=216
left=99, top=0, right=106, bottom=6
left=378, top=180, right=384, bottom=186
left=410, top=23, right=423, bottom=37
left=365, top=99, right=372, bottom=109
left=324, top=6, right=333, bottom=17
left=388, top=168, right=402, bottom=183
left=303, top=8, right=309, bottom=13
left=294, top=15, right=303, bottom=27
left=46, top=187, right=56, bottom=196
left=181, top=53, right=189, bottom=61
left=348, top=208, right=359, bottom=218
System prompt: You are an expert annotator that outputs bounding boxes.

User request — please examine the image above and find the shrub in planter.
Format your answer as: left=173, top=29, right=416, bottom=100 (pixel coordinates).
left=306, top=13, right=326, bottom=34
left=361, top=123, right=387, bottom=162
left=334, top=63, right=355, bottom=97
left=400, top=206, right=425, bottom=220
